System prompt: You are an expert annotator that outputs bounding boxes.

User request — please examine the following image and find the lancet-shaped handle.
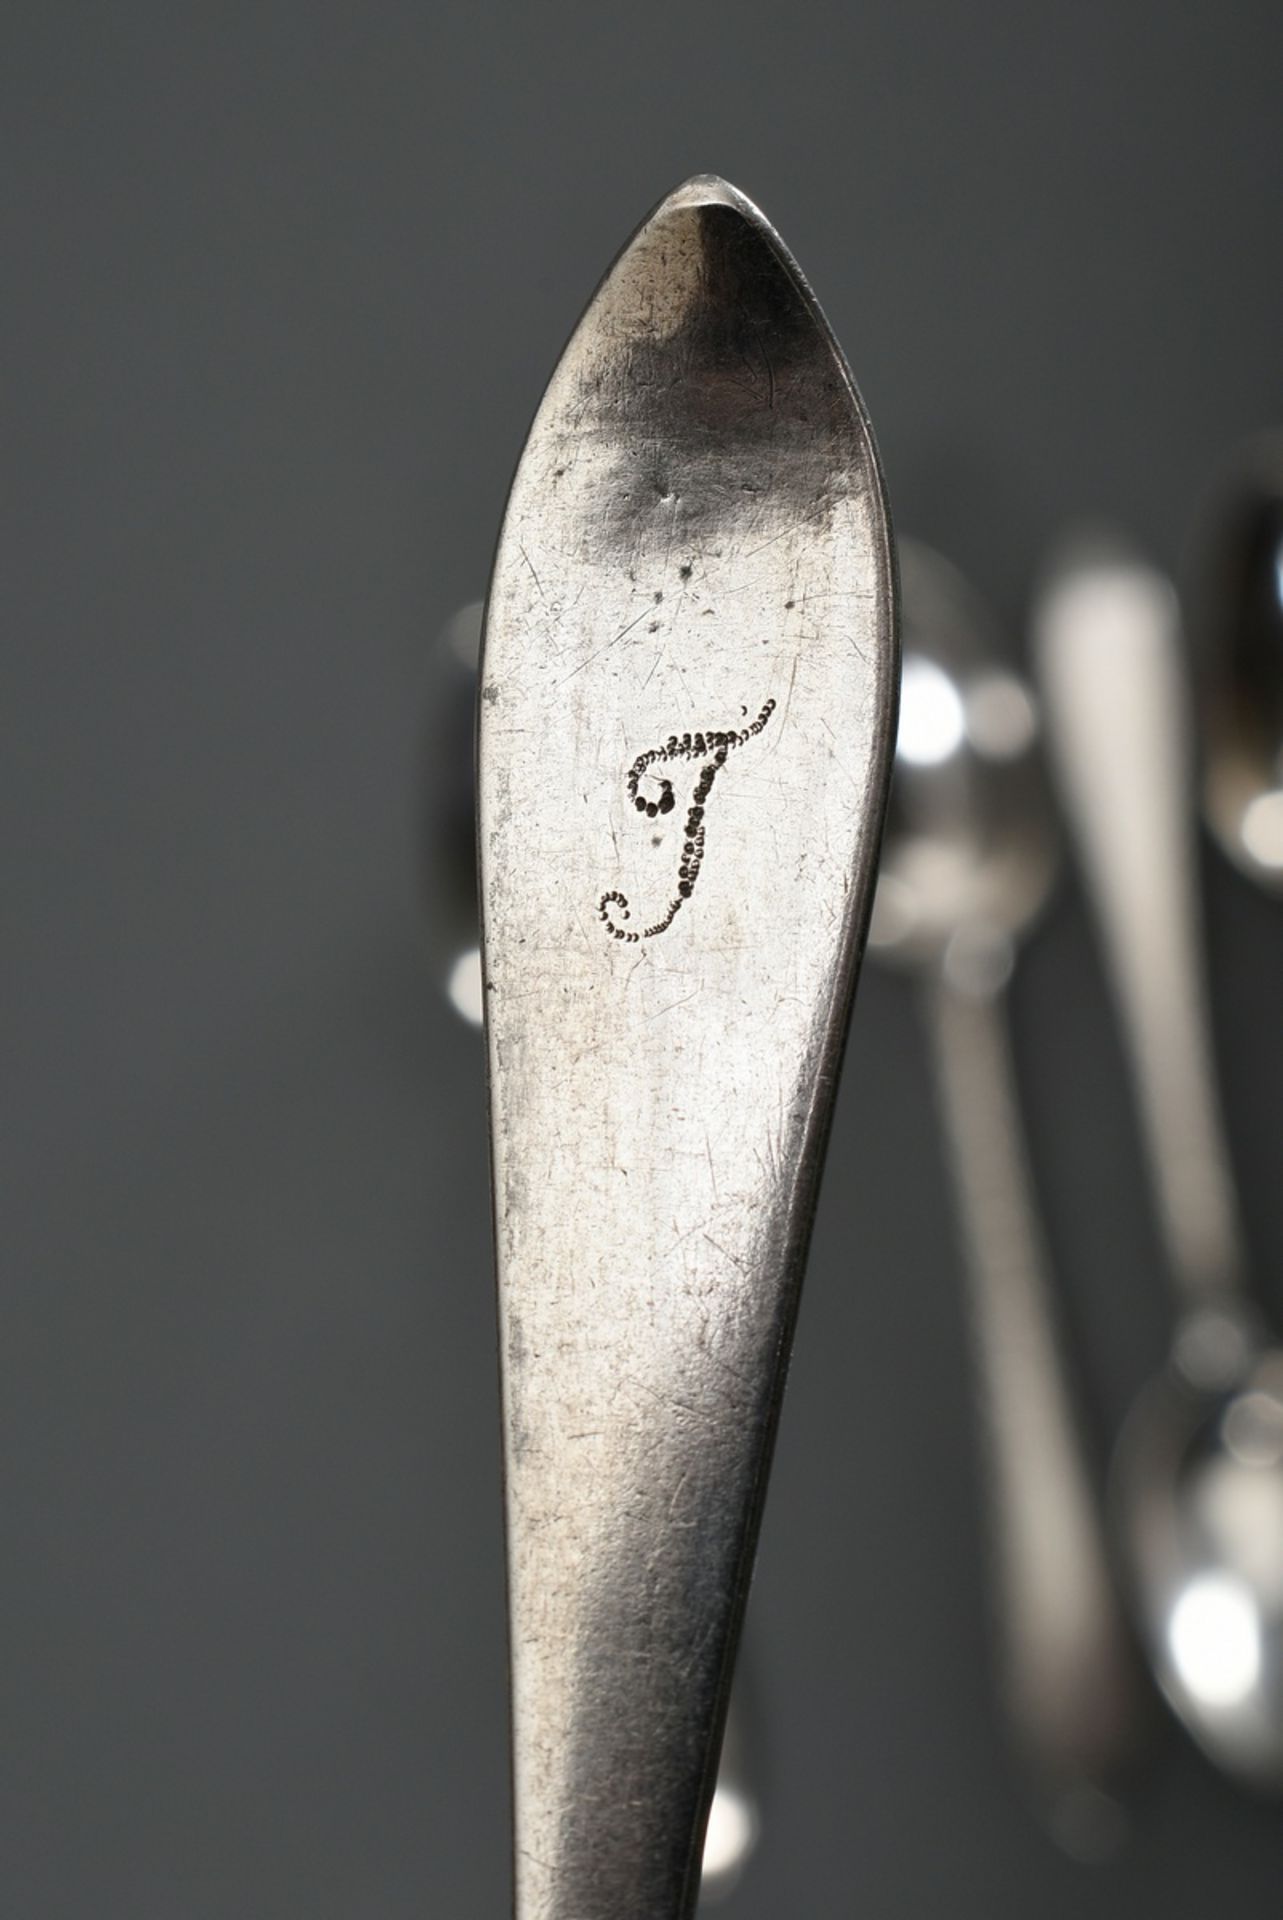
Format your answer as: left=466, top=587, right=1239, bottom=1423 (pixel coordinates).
left=480, top=176, right=897, bottom=1919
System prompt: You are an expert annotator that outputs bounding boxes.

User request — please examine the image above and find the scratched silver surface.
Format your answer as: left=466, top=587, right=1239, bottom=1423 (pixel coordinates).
left=478, top=176, right=897, bottom=1920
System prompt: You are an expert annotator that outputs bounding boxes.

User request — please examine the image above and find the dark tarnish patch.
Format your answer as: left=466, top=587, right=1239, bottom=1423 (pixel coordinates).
left=572, top=202, right=858, bottom=556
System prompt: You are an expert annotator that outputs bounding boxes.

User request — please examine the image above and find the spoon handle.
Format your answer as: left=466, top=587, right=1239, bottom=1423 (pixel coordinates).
left=1034, top=547, right=1247, bottom=1309
left=925, top=976, right=1142, bottom=1847
left=480, top=177, right=896, bottom=1920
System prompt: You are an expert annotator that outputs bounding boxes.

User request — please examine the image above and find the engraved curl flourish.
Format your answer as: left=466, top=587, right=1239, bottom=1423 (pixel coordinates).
left=598, top=699, right=776, bottom=942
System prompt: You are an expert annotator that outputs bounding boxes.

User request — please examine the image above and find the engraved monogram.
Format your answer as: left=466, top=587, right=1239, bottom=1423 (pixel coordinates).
left=599, top=699, right=776, bottom=941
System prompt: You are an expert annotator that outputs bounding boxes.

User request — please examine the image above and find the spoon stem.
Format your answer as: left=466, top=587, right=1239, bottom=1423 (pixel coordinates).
left=1034, top=548, right=1247, bottom=1313
left=925, top=974, right=1141, bottom=1845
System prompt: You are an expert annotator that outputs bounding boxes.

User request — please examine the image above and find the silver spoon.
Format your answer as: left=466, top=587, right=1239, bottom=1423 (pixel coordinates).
left=419, top=592, right=761, bottom=1903
left=870, top=541, right=1143, bottom=1855
left=1190, top=432, right=1283, bottom=892
left=1035, top=538, right=1283, bottom=1790
left=479, top=177, right=897, bottom=1918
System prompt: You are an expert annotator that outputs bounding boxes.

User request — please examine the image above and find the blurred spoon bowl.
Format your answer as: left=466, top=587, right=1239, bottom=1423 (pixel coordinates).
left=874, top=541, right=1143, bottom=1854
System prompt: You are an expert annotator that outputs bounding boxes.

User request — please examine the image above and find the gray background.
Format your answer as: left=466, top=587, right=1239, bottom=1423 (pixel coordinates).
left=6, top=2, right=1283, bottom=1913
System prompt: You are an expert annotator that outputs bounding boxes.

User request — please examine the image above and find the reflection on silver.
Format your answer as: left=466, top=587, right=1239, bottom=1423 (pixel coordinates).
left=1168, top=1573, right=1261, bottom=1709
left=1190, top=434, right=1283, bottom=892
left=446, top=945, right=484, bottom=1027
left=699, top=1785, right=758, bottom=1894
left=480, top=177, right=896, bottom=1918
left=419, top=603, right=485, bottom=1010
left=697, top=1687, right=761, bottom=1904
left=873, top=542, right=1143, bottom=1853
left=898, top=654, right=966, bottom=765
left=1239, top=790, right=1283, bottom=870
left=1036, top=537, right=1283, bottom=1789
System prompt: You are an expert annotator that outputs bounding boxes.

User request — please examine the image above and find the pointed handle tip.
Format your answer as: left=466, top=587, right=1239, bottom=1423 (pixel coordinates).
left=655, top=173, right=767, bottom=225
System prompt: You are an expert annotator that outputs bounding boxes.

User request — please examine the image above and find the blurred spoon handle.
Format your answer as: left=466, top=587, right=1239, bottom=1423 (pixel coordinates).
left=1034, top=547, right=1247, bottom=1309
left=926, top=977, right=1142, bottom=1850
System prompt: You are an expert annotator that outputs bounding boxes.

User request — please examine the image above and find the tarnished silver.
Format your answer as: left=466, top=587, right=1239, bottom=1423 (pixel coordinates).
left=871, top=543, right=1143, bottom=1855
left=1035, top=541, right=1283, bottom=1789
left=478, top=177, right=896, bottom=1918
left=420, top=594, right=762, bottom=1899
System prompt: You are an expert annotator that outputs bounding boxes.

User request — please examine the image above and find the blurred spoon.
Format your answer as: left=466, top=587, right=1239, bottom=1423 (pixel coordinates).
left=870, top=540, right=1144, bottom=1855
left=1189, top=432, right=1283, bottom=893
left=1035, top=537, right=1283, bottom=1790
